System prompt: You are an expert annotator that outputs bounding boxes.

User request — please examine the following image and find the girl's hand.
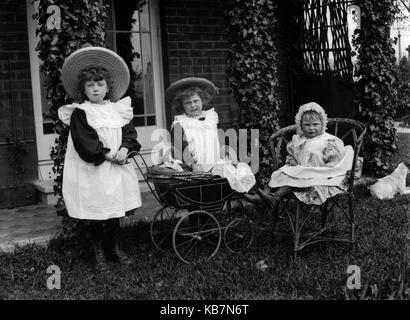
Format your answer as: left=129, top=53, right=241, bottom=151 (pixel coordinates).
left=288, top=158, right=298, bottom=166
left=105, top=152, right=117, bottom=163
left=114, top=147, right=129, bottom=164
left=191, top=161, right=204, bottom=172
left=285, top=155, right=298, bottom=166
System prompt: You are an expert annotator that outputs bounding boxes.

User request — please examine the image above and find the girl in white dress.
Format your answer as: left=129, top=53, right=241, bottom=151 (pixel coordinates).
left=244, top=102, right=354, bottom=208
left=58, top=47, right=142, bottom=272
left=170, top=85, right=220, bottom=173
left=165, top=77, right=256, bottom=193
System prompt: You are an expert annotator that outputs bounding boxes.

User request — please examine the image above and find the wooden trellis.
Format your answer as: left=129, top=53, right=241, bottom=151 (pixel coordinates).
left=301, top=0, right=355, bottom=81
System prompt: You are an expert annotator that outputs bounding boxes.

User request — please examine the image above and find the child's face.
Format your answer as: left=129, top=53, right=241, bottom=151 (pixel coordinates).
left=182, top=93, right=203, bottom=117
left=84, top=79, right=109, bottom=104
left=301, top=112, right=322, bottom=138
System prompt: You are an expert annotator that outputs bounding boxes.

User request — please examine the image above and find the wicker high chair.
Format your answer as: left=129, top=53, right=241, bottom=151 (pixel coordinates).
left=268, top=118, right=366, bottom=257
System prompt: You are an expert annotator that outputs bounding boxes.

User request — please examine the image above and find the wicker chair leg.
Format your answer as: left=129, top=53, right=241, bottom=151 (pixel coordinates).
left=321, top=202, right=328, bottom=229
left=293, top=202, right=301, bottom=255
left=348, top=195, right=355, bottom=242
left=272, top=208, right=279, bottom=234
left=271, top=203, right=281, bottom=250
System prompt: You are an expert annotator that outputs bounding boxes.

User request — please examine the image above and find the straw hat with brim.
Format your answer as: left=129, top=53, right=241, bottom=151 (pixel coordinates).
left=165, top=77, right=219, bottom=103
left=61, top=46, right=130, bottom=102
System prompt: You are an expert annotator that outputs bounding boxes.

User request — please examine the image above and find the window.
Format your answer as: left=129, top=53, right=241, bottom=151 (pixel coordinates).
left=104, top=0, right=156, bottom=127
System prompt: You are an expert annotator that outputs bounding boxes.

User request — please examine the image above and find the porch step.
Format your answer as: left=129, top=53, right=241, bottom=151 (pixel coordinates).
left=32, top=180, right=57, bottom=205
left=32, top=179, right=151, bottom=205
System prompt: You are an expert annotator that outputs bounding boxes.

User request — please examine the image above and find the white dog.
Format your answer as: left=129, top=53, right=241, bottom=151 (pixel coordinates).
left=369, top=162, right=410, bottom=200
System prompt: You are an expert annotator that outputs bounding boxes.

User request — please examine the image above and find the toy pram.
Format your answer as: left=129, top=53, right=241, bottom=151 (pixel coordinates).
left=129, top=151, right=253, bottom=264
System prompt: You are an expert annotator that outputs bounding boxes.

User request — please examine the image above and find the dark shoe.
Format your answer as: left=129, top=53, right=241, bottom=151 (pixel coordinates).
left=93, top=242, right=109, bottom=273
left=111, top=241, right=133, bottom=266
left=274, top=186, right=292, bottom=197
left=243, top=192, right=267, bottom=209
left=257, top=188, right=280, bottom=210
left=105, top=218, right=133, bottom=266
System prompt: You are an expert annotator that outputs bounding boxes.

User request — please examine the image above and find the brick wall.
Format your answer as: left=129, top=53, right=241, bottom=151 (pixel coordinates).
left=0, top=0, right=38, bottom=190
left=160, top=0, right=291, bottom=131
left=160, top=0, right=238, bottom=130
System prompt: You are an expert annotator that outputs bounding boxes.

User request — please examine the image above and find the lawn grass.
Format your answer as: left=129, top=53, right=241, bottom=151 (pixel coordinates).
left=392, top=132, right=410, bottom=170
left=1, top=133, right=410, bottom=300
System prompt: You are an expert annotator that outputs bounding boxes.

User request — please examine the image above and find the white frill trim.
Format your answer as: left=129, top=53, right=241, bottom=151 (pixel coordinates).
left=114, top=96, right=133, bottom=125
left=205, top=108, right=219, bottom=124
left=172, top=108, right=219, bottom=128
left=57, top=96, right=133, bottom=126
left=58, top=102, right=81, bottom=125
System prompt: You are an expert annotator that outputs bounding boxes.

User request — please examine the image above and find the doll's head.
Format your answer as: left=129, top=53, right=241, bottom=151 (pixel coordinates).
left=295, top=102, right=328, bottom=137
left=77, top=67, right=113, bottom=103
left=174, top=86, right=212, bottom=117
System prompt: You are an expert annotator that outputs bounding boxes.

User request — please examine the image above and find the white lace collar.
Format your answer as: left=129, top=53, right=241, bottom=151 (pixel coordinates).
left=183, top=110, right=206, bottom=120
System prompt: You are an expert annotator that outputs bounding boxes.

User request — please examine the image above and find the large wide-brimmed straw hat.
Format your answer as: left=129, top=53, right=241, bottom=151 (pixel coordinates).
left=165, top=77, right=219, bottom=103
left=61, top=46, right=130, bottom=102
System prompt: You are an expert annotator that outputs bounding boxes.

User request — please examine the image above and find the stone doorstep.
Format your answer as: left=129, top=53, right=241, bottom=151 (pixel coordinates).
left=31, top=180, right=57, bottom=205
left=0, top=235, right=55, bottom=253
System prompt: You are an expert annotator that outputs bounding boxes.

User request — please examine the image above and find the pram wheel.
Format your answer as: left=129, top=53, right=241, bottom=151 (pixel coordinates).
left=223, top=218, right=254, bottom=253
left=150, top=207, right=179, bottom=251
left=172, top=210, right=221, bottom=264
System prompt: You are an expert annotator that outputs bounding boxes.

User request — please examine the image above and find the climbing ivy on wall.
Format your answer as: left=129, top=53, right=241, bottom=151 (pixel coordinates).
left=226, top=0, right=281, bottom=185
left=352, top=0, right=399, bottom=176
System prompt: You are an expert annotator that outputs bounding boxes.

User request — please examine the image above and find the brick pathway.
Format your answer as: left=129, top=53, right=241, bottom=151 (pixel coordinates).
left=0, top=191, right=162, bottom=253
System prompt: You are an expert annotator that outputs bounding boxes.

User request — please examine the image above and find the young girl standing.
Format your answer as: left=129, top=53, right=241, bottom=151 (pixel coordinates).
left=58, top=46, right=142, bottom=272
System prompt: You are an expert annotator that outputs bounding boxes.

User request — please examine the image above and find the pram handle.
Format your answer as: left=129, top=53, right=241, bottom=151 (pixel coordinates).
left=126, top=151, right=172, bottom=207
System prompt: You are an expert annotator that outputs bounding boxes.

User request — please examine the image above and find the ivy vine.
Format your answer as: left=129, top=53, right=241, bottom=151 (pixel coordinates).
left=226, top=0, right=281, bottom=185
left=352, top=0, right=399, bottom=176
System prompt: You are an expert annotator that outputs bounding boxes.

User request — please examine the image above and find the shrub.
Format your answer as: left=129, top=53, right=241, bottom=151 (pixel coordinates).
left=226, top=0, right=281, bottom=185
left=395, top=57, right=410, bottom=119
left=352, top=0, right=399, bottom=176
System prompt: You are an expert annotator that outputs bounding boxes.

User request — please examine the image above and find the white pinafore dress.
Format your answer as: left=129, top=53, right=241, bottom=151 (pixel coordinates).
left=58, top=97, right=141, bottom=220
left=172, top=108, right=221, bottom=172
left=172, top=108, right=256, bottom=193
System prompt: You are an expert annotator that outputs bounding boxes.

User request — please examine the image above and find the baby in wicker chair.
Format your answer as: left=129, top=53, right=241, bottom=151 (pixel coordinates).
left=244, top=102, right=355, bottom=208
